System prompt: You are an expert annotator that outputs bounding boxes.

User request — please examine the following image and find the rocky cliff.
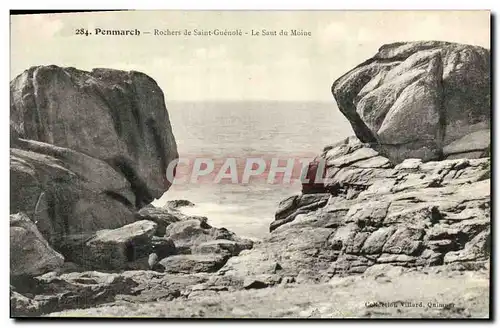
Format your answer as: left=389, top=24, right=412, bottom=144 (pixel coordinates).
left=257, top=137, right=490, bottom=281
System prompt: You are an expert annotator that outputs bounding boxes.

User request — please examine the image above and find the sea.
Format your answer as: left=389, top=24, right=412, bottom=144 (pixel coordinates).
left=153, top=101, right=353, bottom=240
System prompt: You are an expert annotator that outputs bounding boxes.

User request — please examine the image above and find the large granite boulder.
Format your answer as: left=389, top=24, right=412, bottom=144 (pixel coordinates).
left=332, top=41, right=490, bottom=163
left=10, top=66, right=178, bottom=249
left=11, top=65, right=178, bottom=201
left=10, top=213, right=64, bottom=278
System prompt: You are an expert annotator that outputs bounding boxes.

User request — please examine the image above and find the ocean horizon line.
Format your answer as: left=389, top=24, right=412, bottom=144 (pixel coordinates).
left=166, top=99, right=337, bottom=104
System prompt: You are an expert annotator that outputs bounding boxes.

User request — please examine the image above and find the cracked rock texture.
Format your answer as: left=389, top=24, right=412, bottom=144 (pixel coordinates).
left=264, top=137, right=490, bottom=282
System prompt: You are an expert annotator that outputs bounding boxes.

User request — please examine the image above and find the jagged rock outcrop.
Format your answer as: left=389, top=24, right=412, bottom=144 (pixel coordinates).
left=136, top=204, right=201, bottom=236
left=10, top=208, right=256, bottom=315
left=9, top=66, right=178, bottom=250
left=332, top=41, right=490, bottom=163
left=10, top=52, right=491, bottom=318
left=227, top=137, right=490, bottom=282
left=10, top=288, right=41, bottom=317
left=149, top=208, right=254, bottom=273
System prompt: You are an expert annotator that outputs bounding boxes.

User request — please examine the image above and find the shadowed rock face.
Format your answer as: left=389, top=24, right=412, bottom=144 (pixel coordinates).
left=10, top=66, right=178, bottom=248
left=10, top=140, right=139, bottom=246
left=10, top=65, right=178, bottom=201
left=332, top=41, right=490, bottom=163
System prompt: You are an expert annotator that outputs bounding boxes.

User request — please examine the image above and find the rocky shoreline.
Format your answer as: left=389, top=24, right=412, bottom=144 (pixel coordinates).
left=10, top=41, right=490, bottom=318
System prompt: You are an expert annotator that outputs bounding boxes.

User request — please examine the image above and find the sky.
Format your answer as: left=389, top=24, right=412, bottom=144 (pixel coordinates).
left=10, top=10, right=490, bottom=102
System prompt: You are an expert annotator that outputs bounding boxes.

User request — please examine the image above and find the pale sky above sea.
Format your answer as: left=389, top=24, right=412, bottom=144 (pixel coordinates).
left=10, top=10, right=490, bottom=101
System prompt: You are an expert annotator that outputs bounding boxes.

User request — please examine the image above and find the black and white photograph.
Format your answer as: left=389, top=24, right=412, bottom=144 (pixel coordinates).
left=8, top=9, right=491, bottom=319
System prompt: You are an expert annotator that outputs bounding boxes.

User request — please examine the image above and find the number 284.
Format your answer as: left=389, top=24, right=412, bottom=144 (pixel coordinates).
left=75, top=28, right=90, bottom=36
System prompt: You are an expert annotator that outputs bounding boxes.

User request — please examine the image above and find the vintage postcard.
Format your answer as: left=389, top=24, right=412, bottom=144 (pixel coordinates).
left=9, top=10, right=491, bottom=319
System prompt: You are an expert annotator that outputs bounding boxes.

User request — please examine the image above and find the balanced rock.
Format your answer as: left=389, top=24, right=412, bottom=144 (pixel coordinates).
left=332, top=41, right=490, bottom=163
